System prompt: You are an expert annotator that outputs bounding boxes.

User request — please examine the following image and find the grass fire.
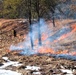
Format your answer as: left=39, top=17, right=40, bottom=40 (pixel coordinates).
left=0, top=19, right=76, bottom=75
left=9, top=19, right=76, bottom=58
left=0, top=0, right=76, bottom=75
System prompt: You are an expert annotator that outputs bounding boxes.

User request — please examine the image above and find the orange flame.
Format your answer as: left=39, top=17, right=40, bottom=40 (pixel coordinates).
left=37, top=24, right=76, bottom=55
left=69, top=51, right=76, bottom=56
left=38, top=47, right=55, bottom=54
left=8, top=23, right=76, bottom=56
left=41, top=33, right=48, bottom=41
left=56, top=50, right=69, bottom=54
left=6, top=50, right=10, bottom=53
left=54, top=24, right=76, bottom=42
left=71, top=24, right=76, bottom=32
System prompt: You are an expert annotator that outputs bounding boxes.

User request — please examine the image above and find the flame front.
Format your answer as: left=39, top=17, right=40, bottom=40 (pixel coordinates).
left=54, top=24, right=76, bottom=42
left=38, top=47, right=55, bottom=54
left=9, top=19, right=76, bottom=56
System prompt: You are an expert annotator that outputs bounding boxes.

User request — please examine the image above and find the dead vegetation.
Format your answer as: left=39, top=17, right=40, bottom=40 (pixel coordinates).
left=0, top=19, right=76, bottom=75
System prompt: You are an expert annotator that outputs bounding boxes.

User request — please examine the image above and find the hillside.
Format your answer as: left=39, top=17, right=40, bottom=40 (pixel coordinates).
left=0, top=19, right=76, bottom=55
left=0, top=19, right=76, bottom=75
left=0, top=19, right=29, bottom=55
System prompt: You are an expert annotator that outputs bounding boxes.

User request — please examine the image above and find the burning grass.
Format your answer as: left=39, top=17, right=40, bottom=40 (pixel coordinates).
left=0, top=19, right=76, bottom=75
left=0, top=19, right=76, bottom=58
left=8, top=19, right=76, bottom=58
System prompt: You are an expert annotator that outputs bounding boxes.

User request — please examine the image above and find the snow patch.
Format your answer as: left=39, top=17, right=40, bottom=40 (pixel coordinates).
left=0, top=57, right=23, bottom=68
left=25, top=66, right=40, bottom=71
left=0, top=69, right=21, bottom=75
left=33, top=72, right=41, bottom=75
left=60, top=69, right=73, bottom=74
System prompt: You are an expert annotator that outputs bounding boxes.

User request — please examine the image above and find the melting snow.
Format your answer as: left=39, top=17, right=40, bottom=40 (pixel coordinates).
left=2, top=57, right=9, bottom=61
left=25, top=66, right=41, bottom=75
left=0, top=57, right=22, bottom=75
left=65, top=74, right=73, bottom=75
left=25, top=66, right=40, bottom=71
left=0, top=69, right=21, bottom=75
left=33, top=72, right=41, bottom=75
left=0, top=57, right=23, bottom=69
left=60, top=69, right=73, bottom=74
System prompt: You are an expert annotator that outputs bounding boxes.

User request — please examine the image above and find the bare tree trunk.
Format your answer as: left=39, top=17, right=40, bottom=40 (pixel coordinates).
left=36, top=0, right=42, bottom=45
left=50, top=6, right=55, bottom=27
left=28, top=0, right=33, bottom=49
left=52, top=13, right=55, bottom=27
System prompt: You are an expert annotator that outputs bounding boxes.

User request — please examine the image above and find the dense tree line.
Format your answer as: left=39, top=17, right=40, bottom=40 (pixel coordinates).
left=0, top=0, right=61, bottom=19
left=0, top=0, right=76, bottom=19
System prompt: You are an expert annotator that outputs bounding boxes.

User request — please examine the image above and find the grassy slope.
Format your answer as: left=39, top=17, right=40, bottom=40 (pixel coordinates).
left=0, top=19, right=76, bottom=55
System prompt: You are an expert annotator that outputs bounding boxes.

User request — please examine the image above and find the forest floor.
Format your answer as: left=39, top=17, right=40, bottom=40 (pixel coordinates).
left=0, top=19, right=76, bottom=75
